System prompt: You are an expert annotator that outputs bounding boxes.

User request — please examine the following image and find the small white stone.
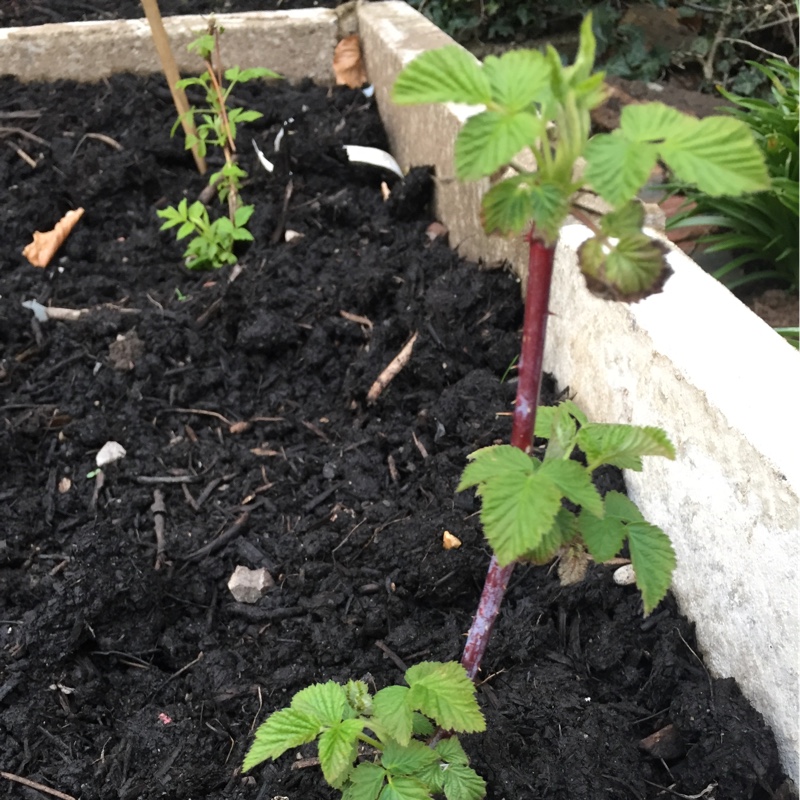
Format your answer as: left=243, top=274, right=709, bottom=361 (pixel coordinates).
left=96, top=441, right=126, bottom=467
left=227, top=566, right=274, bottom=604
left=613, top=564, right=637, bottom=586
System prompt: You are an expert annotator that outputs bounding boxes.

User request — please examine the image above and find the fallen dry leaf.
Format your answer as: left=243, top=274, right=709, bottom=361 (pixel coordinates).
left=23, top=207, right=85, bottom=268
left=333, top=34, right=367, bottom=88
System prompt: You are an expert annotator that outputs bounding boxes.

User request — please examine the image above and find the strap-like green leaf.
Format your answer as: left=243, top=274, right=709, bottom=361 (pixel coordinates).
left=392, top=46, right=491, bottom=106
left=627, top=521, right=676, bottom=615
left=242, top=707, right=321, bottom=771
left=455, top=110, right=543, bottom=180
left=405, top=662, right=485, bottom=733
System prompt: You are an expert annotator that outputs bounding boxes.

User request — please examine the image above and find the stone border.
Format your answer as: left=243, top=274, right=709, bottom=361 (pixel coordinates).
left=2, top=2, right=798, bottom=784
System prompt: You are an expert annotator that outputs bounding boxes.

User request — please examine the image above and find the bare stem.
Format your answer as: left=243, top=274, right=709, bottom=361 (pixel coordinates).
left=461, top=234, right=556, bottom=680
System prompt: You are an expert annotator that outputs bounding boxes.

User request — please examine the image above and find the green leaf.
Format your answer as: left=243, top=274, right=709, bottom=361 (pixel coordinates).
left=291, top=681, right=348, bottom=726
left=373, top=686, right=413, bottom=745
left=539, top=460, right=603, bottom=517
left=618, top=101, right=691, bottom=142
left=660, top=115, right=770, bottom=196
left=242, top=707, right=321, bottom=771
left=542, top=403, right=578, bottom=461
left=234, top=204, right=255, bottom=227
left=392, top=46, right=491, bottom=106
left=627, top=521, right=676, bottom=615
left=534, top=401, right=587, bottom=438
left=381, top=739, right=439, bottom=776
left=319, top=718, right=364, bottom=786
left=578, top=231, right=671, bottom=302
left=435, top=737, right=470, bottom=767
left=441, top=763, right=487, bottom=800
left=343, top=762, right=387, bottom=800
left=598, top=200, right=645, bottom=238
left=457, top=445, right=533, bottom=492
left=405, top=662, right=485, bottom=734
left=480, top=175, right=568, bottom=239
left=455, top=110, right=543, bottom=180
left=176, top=221, right=196, bottom=240
left=379, top=776, right=432, bottom=800
left=523, top=507, right=578, bottom=564
left=584, top=132, right=658, bottom=206
left=577, top=424, right=676, bottom=471
left=577, top=506, right=627, bottom=563
left=482, top=49, right=550, bottom=112
left=567, top=13, right=597, bottom=85
left=411, top=713, right=435, bottom=738
left=345, top=680, right=373, bottom=716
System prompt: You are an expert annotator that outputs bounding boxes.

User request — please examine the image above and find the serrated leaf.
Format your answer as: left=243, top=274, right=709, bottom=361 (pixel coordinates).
left=578, top=424, right=675, bottom=472
left=343, top=762, right=387, bottom=800
left=381, top=739, right=439, bottom=775
left=478, top=463, right=564, bottom=565
left=234, top=204, right=255, bottom=227
left=618, top=101, right=691, bottom=142
left=291, top=681, right=347, bottom=726
left=241, top=707, right=321, bottom=771
left=345, top=680, right=373, bottom=716
left=379, top=775, right=432, bottom=800
left=603, top=490, right=645, bottom=522
left=542, top=403, right=578, bottom=461
left=373, top=686, right=413, bottom=745
left=577, top=506, right=627, bottom=563
left=523, top=507, right=578, bottom=564
left=435, top=737, right=470, bottom=767
left=441, top=763, right=487, bottom=800
left=319, top=718, right=363, bottom=786
left=392, top=46, right=490, bottom=106
left=557, top=544, right=590, bottom=586
left=627, top=521, right=676, bottom=615
left=598, top=200, right=645, bottom=238
left=457, top=445, right=534, bottom=492
left=578, top=232, right=672, bottom=302
left=584, top=132, right=658, bottom=206
left=482, top=49, right=551, bottom=112
left=660, top=115, right=770, bottom=196
left=534, top=400, right=587, bottom=438
left=405, top=662, right=485, bottom=734
left=412, top=713, right=435, bottom=738
left=481, top=175, right=568, bottom=240
left=455, top=110, right=543, bottom=180
left=539, top=460, right=603, bottom=517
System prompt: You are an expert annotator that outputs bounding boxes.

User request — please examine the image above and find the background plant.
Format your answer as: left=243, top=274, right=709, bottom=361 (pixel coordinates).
left=667, top=59, right=798, bottom=341
left=157, top=21, right=279, bottom=269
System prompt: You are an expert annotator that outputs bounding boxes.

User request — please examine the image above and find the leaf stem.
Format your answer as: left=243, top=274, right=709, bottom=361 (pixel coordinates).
left=357, top=732, right=384, bottom=751
left=461, top=235, right=556, bottom=680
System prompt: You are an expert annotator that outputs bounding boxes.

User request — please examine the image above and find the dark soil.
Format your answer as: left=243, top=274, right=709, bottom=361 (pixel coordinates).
left=0, top=66, right=787, bottom=800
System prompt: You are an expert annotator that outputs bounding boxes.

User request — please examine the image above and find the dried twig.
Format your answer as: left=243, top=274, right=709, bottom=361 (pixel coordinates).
left=366, top=331, right=419, bottom=404
left=151, top=489, right=167, bottom=570
left=0, top=772, right=76, bottom=800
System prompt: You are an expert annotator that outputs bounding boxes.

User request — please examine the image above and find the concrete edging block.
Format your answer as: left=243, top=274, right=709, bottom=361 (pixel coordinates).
left=358, top=0, right=800, bottom=784
left=2, top=1, right=798, bottom=784
left=0, top=9, right=338, bottom=84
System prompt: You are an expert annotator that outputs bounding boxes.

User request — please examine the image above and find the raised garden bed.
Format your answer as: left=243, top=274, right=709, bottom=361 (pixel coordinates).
left=1, top=4, right=797, bottom=798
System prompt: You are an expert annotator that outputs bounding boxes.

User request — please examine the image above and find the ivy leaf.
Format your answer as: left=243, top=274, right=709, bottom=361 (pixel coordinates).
left=291, top=681, right=347, bottom=726
left=373, top=686, right=413, bottom=745
left=577, top=505, right=627, bottom=563
left=381, top=739, right=439, bottom=776
left=379, top=775, right=432, bottom=800
left=343, top=762, right=387, bottom=800
left=441, top=764, right=488, bottom=800
left=577, top=424, right=676, bottom=472
left=539, top=460, right=603, bottom=517
left=583, top=132, right=659, bottom=207
left=455, top=110, right=543, bottom=180
left=392, top=46, right=490, bottom=106
left=660, top=115, right=770, bottom=196
left=482, top=49, right=551, bottom=112
left=578, top=231, right=672, bottom=302
left=318, top=718, right=363, bottom=786
left=242, top=707, right=321, bottom=771
left=480, top=175, right=567, bottom=239
left=627, top=521, right=676, bottom=615
left=405, top=662, right=485, bottom=734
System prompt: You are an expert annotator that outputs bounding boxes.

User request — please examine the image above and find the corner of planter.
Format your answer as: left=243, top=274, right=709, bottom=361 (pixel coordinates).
left=358, top=0, right=800, bottom=784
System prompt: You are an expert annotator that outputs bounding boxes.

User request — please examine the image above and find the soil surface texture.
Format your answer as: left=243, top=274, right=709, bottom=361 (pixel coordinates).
left=0, top=68, right=788, bottom=800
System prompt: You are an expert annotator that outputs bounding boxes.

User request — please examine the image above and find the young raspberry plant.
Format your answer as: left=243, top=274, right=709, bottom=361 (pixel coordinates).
left=242, top=662, right=487, bottom=800
left=157, top=20, right=279, bottom=269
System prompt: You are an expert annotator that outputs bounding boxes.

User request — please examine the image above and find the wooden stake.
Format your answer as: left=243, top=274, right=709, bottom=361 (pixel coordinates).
left=140, top=0, right=206, bottom=174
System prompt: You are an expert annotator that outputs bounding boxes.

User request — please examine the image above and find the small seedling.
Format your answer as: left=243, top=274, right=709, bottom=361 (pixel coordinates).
left=242, top=662, right=487, bottom=800
left=157, top=21, right=279, bottom=269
